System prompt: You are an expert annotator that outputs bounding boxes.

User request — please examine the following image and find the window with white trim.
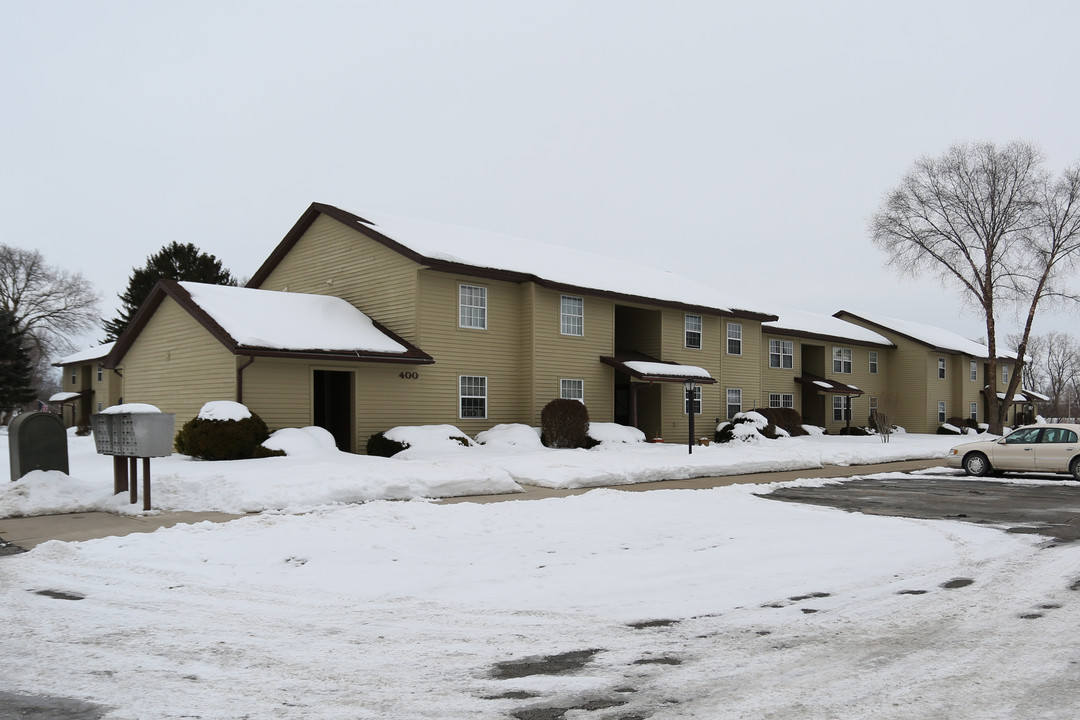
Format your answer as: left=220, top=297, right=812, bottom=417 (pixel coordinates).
left=833, top=395, right=850, bottom=422
left=459, top=375, right=487, bottom=419
left=1002, top=364, right=1009, bottom=384
left=560, top=295, right=583, bottom=336
left=97, top=364, right=103, bottom=382
left=869, top=351, right=878, bottom=375
left=684, top=386, right=702, bottom=415
left=726, top=322, right=742, bottom=355
left=459, top=284, right=487, bottom=329
left=726, top=388, right=742, bottom=419
left=684, top=314, right=702, bottom=349
left=869, top=396, right=878, bottom=417
left=832, top=347, right=852, bottom=374
left=938, top=357, right=946, bottom=379
left=96, top=402, right=103, bottom=412
left=970, top=360, right=978, bottom=382
left=769, top=393, right=794, bottom=409
left=560, top=378, right=584, bottom=403
left=938, top=401, right=947, bottom=423
left=970, top=402, right=978, bottom=420
left=769, top=339, right=793, bottom=369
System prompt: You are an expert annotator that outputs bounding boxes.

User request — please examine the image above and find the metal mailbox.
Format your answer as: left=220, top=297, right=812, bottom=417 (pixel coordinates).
left=91, top=412, right=175, bottom=458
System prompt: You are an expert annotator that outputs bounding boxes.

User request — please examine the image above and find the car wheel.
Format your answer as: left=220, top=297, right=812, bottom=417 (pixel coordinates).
left=963, top=452, right=990, bottom=477
left=1071, top=457, right=1080, bottom=481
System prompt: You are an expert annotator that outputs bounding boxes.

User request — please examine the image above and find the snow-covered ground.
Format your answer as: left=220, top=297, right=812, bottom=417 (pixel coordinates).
left=4, top=425, right=1079, bottom=718
left=0, top=424, right=966, bottom=516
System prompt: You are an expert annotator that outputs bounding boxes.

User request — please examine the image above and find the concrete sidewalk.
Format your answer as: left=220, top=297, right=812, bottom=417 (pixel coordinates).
left=0, top=458, right=942, bottom=551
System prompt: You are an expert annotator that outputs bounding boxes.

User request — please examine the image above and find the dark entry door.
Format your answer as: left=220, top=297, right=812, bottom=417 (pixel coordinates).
left=313, top=370, right=353, bottom=452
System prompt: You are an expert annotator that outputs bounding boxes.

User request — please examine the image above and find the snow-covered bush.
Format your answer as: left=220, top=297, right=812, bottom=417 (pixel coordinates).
left=715, top=411, right=783, bottom=443
left=752, top=407, right=808, bottom=437
left=475, top=424, right=543, bottom=448
left=174, top=401, right=275, bottom=461
left=263, top=427, right=338, bottom=457
left=587, top=422, right=646, bottom=445
left=368, top=424, right=475, bottom=457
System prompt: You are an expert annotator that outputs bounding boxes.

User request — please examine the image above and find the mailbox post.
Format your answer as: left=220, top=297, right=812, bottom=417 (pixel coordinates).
left=91, top=408, right=175, bottom=511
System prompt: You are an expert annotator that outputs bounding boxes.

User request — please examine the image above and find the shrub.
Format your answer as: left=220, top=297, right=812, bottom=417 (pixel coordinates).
left=174, top=412, right=272, bottom=461
left=752, top=407, right=808, bottom=437
left=251, top=445, right=287, bottom=459
left=715, top=421, right=734, bottom=443
left=715, top=412, right=781, bottom=443
left=541, top=398, right=596, bottom=449
left=936, top=424, right=962, bottom=435
left=366, top=431, right=408, bottom=457
left=839, top=426, right=870, bottom=436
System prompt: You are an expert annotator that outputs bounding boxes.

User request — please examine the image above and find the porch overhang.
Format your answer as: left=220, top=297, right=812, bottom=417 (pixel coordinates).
left=795, top=373, right=864, bottom=395
left=601, top=353, right=717, bottom=384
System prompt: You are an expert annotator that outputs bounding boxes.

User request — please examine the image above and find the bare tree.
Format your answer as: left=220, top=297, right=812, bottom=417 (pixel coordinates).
left=1014, top=331, right=1080, bottom=420
left=870, top=141, right=1080, bottom=433
left=870, top=392, right=901, bottom=443
left=0, top=245, right=100, bottom=370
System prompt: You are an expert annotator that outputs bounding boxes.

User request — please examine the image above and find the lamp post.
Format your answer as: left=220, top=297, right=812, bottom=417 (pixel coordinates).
left=685, top=379, right=696, bottom=454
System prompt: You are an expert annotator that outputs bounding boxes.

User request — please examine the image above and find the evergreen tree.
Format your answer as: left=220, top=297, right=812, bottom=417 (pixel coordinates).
left=103, top=242, right=238, bottom=341
left=0, top=308, right=38, bottom=412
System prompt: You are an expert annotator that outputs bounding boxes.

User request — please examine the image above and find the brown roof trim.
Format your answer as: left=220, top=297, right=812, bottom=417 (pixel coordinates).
left=765, top=324, right=894, bottom=349
left=105, top=279, right=433, bottom=368
left=833, top=310, right=1012, bottom=360
left=247, top=203, right=779, bottom=321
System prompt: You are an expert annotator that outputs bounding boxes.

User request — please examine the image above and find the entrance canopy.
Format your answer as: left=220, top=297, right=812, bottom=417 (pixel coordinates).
left=601, top=353, right=717, bottom=384
left=795, top=373, right=864, bottom=395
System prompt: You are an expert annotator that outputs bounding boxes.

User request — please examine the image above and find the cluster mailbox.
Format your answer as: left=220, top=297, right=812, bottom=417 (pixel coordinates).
left=91, top=410, right=175, bottom=511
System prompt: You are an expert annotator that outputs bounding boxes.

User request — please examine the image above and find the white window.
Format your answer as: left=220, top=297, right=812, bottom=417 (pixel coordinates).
left=833, top=396, right=850, bottom=422
left=70, top=371, right=77, bottom=385
left=970, top=361, right=978, bottom=382
left=938, top=357, right=946, bottom=379
left=726, top=388, right=742, bottom=419
left=832, top=347, right=852, bottom=374
left=869, top=351, right=878, bottom=375
left=560, top=378, right=584, bottom=403
left=459, top=376, right=487, bottom=419
left=970, top=402, right=978, bottom=420
left=1002, top=365, right=1009, bottom=384
left=560, top=295, right=583, bottom=336
left=685, top=386, right=702, bottom=415
left=938, top=401, right=947, bottom=423
left=459, top=284, right=487, bottom=329
left=684, top=314, right=702, bottom=349
left=769, top=339, right=793, bottom=369
left=769, top=393, right=794, bottom=409
left=869, top=396, right=878, bottom=417
left=97, top=364, right=103, bottom=382
left=727, top=323, right=742, bottom=355
left=96, top=402, right=103, bottom=412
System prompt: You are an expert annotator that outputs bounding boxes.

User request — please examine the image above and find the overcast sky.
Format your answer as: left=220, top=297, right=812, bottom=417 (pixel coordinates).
left=4, top=0, right=1079, bottom=355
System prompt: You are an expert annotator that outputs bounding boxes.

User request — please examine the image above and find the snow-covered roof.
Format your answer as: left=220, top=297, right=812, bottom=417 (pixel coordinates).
left=835, top=310, right=1014, bottom=359
left=762, top=306, right=892, bottom=346
left=623, top=361, right=713, bottom=381
left=48, top=391, right=81, bottom=402
left=179, top=282, right=411, bottom=354
left=54, top=342, right=115, bottom=367
left=319, top=205, right=775, bottom=319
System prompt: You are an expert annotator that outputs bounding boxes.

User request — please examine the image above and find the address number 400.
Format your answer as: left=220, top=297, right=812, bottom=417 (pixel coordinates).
left=399, top=371, right=420, bottom=380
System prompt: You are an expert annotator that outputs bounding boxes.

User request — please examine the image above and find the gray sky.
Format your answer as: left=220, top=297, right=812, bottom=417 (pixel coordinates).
left=4, top=0, right=1079, bottom=354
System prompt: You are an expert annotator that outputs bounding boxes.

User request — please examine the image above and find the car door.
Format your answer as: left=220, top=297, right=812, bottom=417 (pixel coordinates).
left=992, top=427, right=1043, bottom=471
left=1036, top=428, right=1079, bottom=473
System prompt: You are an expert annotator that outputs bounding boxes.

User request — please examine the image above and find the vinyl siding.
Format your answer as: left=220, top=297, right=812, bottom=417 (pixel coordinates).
left=821, top=344, right=889, bottom=432
left=525, top=286, right=615, bottom=426
left=760, top=334, right=803, bottom=416
left=120, top=297, right=237, bottom=427
left=255, top=214, right=421, bottom=341
left=717, top=317, right=762, bottom=425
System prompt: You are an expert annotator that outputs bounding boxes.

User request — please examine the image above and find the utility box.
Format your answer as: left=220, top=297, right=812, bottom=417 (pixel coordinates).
left=9, top=412, right=69, bottom=481
left=91, top=412, right=175, bottom=458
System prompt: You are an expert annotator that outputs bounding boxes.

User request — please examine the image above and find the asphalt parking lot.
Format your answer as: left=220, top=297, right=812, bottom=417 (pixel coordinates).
left=763, top=471, right=1080, bottom=543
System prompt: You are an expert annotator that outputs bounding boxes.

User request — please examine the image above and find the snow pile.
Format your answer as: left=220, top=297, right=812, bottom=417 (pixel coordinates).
left=197, top=401, right=252, bottom=421
left=262, top=426, right=338, bottom=456
left=99, top=403, right=162, bottom=414
left=588, top=422, right=646, bottom=444
left=475, top=424, right=543, bottom=448
left=387, top=424, right=476, bottom=456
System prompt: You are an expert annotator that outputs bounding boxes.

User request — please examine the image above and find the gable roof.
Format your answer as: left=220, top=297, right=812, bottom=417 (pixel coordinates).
left=834, top=310, right=1014, bottom=359
left=249, top=203, right=779, bottom=322
left=53, top=342, right=116, bottom=367
left=762, top=306, right=893, bottom=347
left=106, top=280, right=432, bottom=368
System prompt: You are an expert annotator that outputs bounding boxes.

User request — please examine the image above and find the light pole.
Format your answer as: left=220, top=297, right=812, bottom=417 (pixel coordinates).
left=685, top=379, right=696, bottom=454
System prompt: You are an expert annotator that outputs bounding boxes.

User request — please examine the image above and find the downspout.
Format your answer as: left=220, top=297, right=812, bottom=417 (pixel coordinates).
left=236, top=356, right=255, bottom=404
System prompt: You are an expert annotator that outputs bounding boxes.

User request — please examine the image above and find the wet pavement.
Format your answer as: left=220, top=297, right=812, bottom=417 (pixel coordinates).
left=763, top=472, right=1080, bottom=542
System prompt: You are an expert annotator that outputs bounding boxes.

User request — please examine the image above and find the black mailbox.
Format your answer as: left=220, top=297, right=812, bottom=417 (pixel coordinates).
left=9, top=412, right=69, bottom=481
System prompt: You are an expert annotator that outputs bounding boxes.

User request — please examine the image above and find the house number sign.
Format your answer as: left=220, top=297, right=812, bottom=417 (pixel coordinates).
left=399, top=371, right=420, bottom=380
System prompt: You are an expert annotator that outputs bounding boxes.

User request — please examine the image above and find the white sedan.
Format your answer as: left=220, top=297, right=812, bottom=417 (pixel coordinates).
left=947, top=423, right=1080, bottom=480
